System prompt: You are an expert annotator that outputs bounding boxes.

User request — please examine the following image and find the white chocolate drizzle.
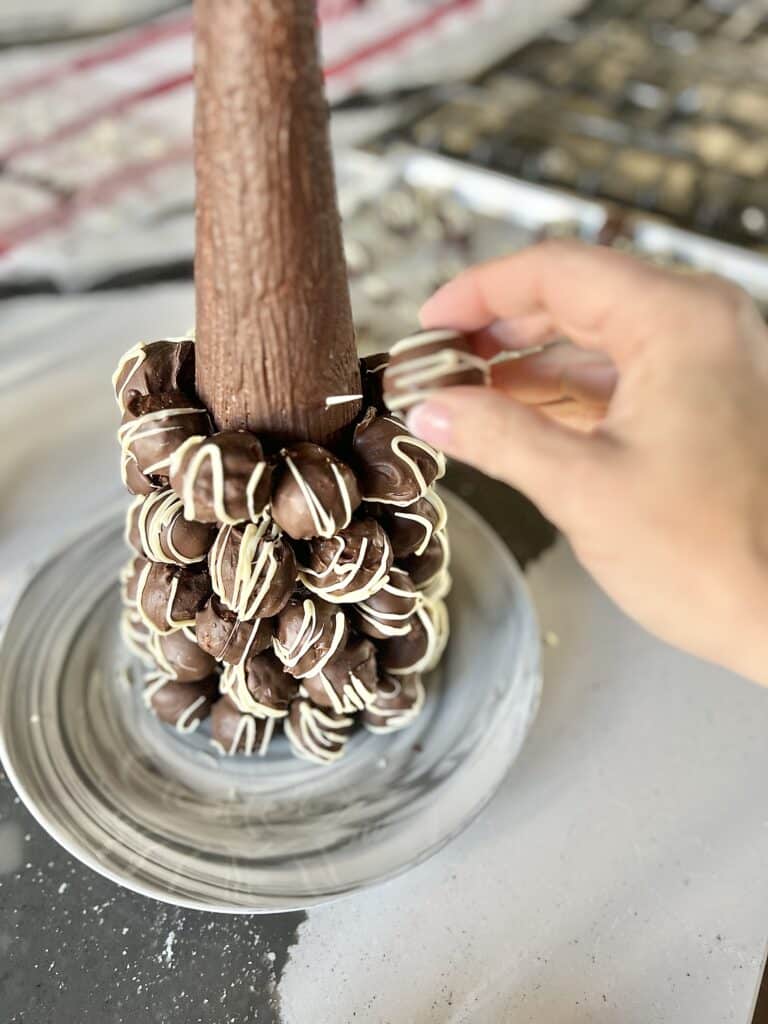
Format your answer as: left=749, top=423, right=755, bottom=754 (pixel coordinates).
left=134, top=560, right=197, bottom=635
left=273, top=599, right=347, bottom=678
left=300, top=533, right=392, bottom=604
left=112, top=342, right=147, bottom=412
left=412, top=530, right=451, bottom=590
left=220, top=663, right=289, bottom=719
left=283, top=453, right=354, bottom=538
left=120, top=610, right=152, bottom=663
left=324, top=394, right=363, bottom=408
left=393, top=490, right=447, bottom=557
left=354, top=571, right=419, bottom=638
left=386, top=329, right=488, bottom=411
left=302, top=667, right=377, bottom=716
left=128, top=489, right=206, bottom=565
left=209, top=516, right=285, bottom=621
left=118, top=405, right=205, bottom=476
left=142, top=673, right=208, bottom=733
left=362, top=417, right=446, bottom=506
left=214, top=713, right=275, bottom=757
left=284, top=703, right=354, bottom=765
left=170, top=435, right=268, bottom=525
left=388, top=598, right=446, bottom=676
left=364, top=675, right=426, bottom=734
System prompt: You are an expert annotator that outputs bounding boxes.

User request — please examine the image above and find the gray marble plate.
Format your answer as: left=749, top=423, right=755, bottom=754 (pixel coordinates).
left=0, top=492, right=540, bottom=913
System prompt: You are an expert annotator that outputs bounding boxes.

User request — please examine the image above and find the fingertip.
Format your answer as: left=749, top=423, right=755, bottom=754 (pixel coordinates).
left=406, top=401, right=454, bottom=447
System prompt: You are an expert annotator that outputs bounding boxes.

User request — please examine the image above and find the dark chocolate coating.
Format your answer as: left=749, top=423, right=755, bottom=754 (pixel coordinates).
left=137, top=561, right=212, bottom=633
left=114, top=339, right=196, bottom=413
left=399, top=532, right=449, bottom=589
left=239, top=650, right=298, bottom=714
left=284, top=697, right=354, bottom=765
left=209, top=521, right=296, bottom=619
left=271, top=442, right=361, bottom=540
left=144, top=674, right=218, bottom=730
left=210, top=696, right=276, bottom=756
left=275, top=595, right=348, bottom=678
left=383, top=330, right=484, bottom=413
left=126, top=491, right=216, bottom=565
left=195, top=596, right=272, bottom=664
left=149, top=628, right=218, bottom=683
left=120, top=555, right=148, bottom=607
left=120, top=392, right=211, bottom=479
left=363, top=671, right=424, bottom=732
left=303, top=636, right=378, bottom=712
left=122, top=449, right=161, bottom=496
left=303, top=518, right=392, bottom=601
left=370, top=494, right=445, bottom=559
left=169, top=430, right=273, bottom=524
left=351, top=567, right=418, bottom=640
left=352, top=408, right=443, bottom=505
left=379, top=611, right=430, bottom=674
left=359, top=353, right=390, bottom=413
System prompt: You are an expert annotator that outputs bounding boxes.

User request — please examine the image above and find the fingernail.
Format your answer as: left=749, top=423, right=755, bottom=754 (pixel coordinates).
left=565, top=362, right=618, bottom=401
left=407, top=402, right=454, bottom=445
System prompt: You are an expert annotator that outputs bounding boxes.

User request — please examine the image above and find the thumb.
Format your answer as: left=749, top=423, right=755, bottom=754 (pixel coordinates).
left=407, top=387, right=613, bottom=528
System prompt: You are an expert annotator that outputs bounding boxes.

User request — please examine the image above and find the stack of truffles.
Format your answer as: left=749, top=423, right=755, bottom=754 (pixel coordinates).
left=114, top=335, right=455, bottom=765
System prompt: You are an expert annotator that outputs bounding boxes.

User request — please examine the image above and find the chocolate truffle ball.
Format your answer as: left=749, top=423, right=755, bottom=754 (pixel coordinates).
left=383, top=328, right=486, bottom=413
left=352, top=409, right=445, bottom=506
left=379, top=599, right=446, bottom=676
left=169, top=431, right=272, bottom=525
left=362, top=672, right=425, bottom=734
left=370, top=490, right=447, bottom=559
left=126, top=490, right=216, bottom=566
left=119, top=391, right=210, bottom=480
left=399, top=531, right=450, bottom=590
left=136, top=560, right=211, bottom=634
left=273, top=596, right=348, bottom=679
left=147, top=628, right=218, bottom=683
left=143, top=673, right=218, bottom=733
left=301, top=518, right=393, bottom=603
left=195, top=596, right=272, bottom=664
left=120, top=555, right=148, bottom=607
left=113, top=338, right=196, bottom=414
left=283, top=698, right=355, bottom=766
left=120, top=608, right=153, bottom=663
left=359, top=353, right=390, bottom=412
left=351, top=568, right=419, bottom=639
left=271, top=442, right=361, bottom=540
left=221, top=650, right=297, bottom=718
left=121, top=448, right=161, bottom=496
left=302, top=636, right=378, bottom=715
left=210, top=696, right=277, bottom=757
left=209, top=517, right=296, bottom=620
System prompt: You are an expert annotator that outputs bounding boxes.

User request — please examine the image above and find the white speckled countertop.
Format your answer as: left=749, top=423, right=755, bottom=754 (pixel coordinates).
left=1, top=284, right=767, bottom=1023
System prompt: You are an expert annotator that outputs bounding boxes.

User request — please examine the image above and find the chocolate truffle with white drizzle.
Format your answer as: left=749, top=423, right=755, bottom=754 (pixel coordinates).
left=271, top=443, right=360, bottom=541
left=352, top=409, right=445, bottom=506
left=169, top=430, right=272, bottom=525
left=195, top=597, right=272, bottom=665
left=351, top=567, right=419, bottom=640
left=284, top=698, right=355, bottom=766
left=370, top=490, right=447, bottom=559
left=136, top=561, right=211, bottom=635
left=363, top=672, right=425, bottom=734
left=143, top=674, right=218, bottom=733
left=210, top=697, right=277, bottom=757
left=221, top=651, right=298, bottom=718
left=209, top=515, right=296, bottom=620
left=302, top=636, right=378, bottom=715
left=301, top=518, right=393, bottom=604
left=383, top=328, right=487, bottom=413
left=113, top=337, right=196, bottom=415
left=274, top=595, right=348, bottom=678
left=126, top=490, right=216, bottom=565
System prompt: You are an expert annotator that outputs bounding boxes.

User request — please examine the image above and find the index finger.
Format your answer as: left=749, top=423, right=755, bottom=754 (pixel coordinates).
left=419, top=240, right=676, bottom=364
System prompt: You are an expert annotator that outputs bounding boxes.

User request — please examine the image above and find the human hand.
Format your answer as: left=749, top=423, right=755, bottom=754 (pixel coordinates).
left=409, top=241, right=768, bottom=685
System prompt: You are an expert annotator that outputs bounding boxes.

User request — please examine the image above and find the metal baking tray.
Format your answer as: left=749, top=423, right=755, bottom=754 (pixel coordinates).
left=338, top=146, right=768, bottom=354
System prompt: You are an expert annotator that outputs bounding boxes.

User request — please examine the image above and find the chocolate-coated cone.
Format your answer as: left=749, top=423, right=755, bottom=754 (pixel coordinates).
left=193, top=0, right=361, bottom=445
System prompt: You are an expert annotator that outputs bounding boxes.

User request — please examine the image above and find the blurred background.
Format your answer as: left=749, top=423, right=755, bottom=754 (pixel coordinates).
left=0, top=0, right=766, bottom=325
